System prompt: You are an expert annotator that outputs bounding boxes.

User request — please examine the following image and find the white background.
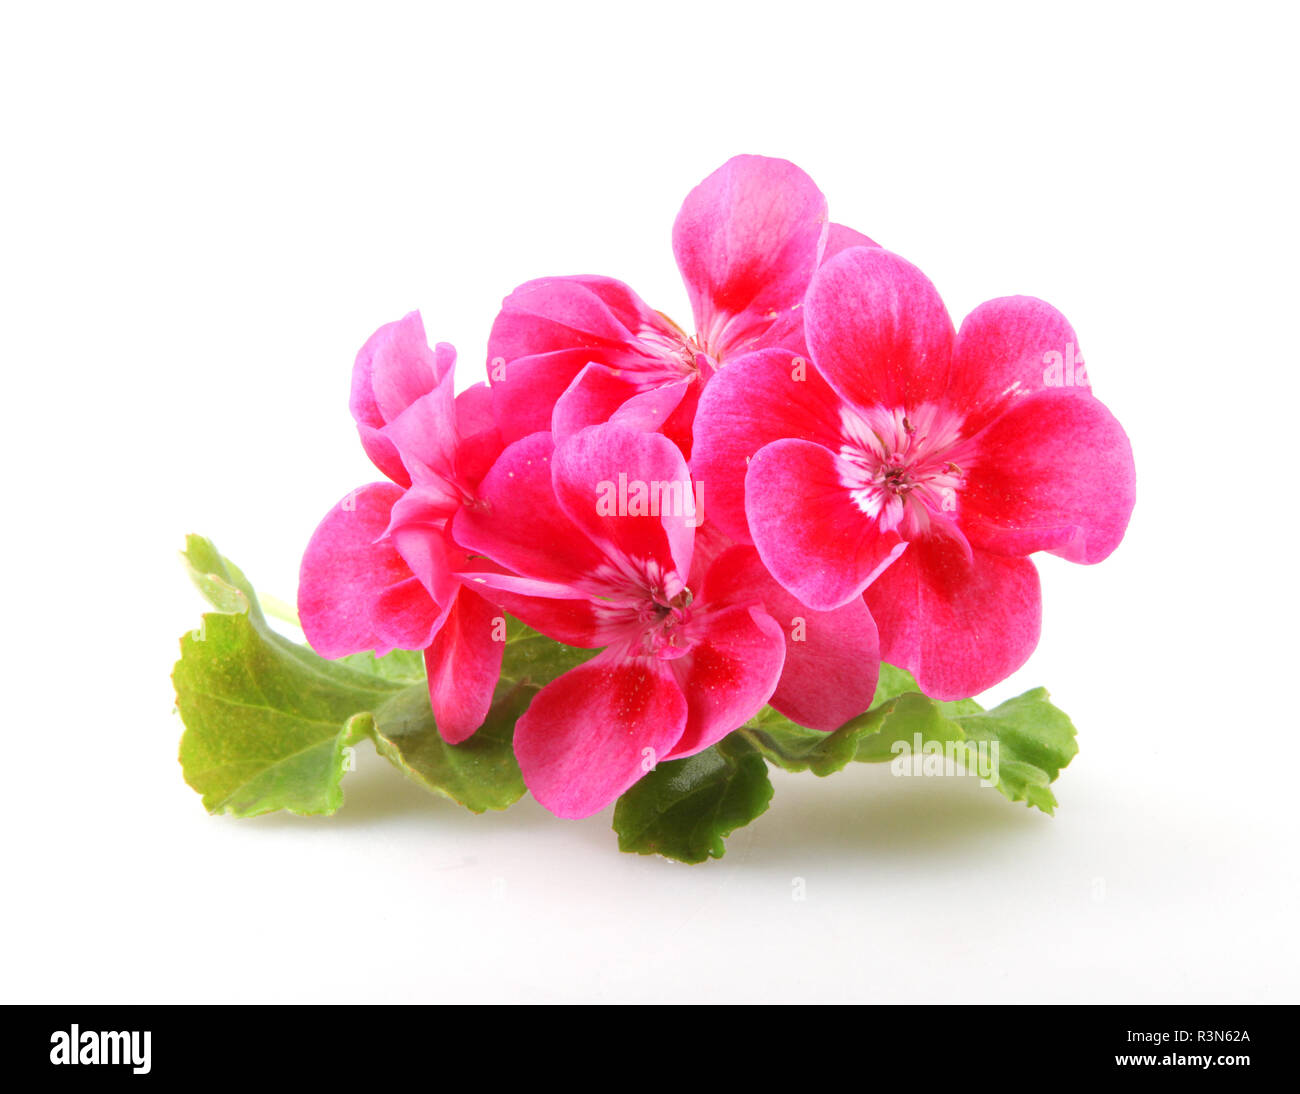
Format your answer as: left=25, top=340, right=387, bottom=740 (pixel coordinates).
left=3, top=0, right=1296, bottom=1003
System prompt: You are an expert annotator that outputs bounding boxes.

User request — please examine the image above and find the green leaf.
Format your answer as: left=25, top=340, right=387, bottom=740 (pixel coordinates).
left=174, top=536, right=407, bottom=817
left=368, top=679, right=530, bottom=813
left=740, top=704, right=864, bottom=776
left=173, top=535, right=531, bottom=818
left=499, top=615, right=597, bottom=685
left=734, top=659, right=1079, bottom=815
left=870, top=662, right=921, bottom=708
left=337, top=648, right=427, bottom=684
left=950, top=688, right=1078, bottom=814
left=612, top=735, right=774, bottom=863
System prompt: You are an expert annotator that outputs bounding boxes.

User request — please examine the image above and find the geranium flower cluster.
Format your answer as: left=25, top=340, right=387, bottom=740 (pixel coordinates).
left=299, top=156, right=1135, bottom=819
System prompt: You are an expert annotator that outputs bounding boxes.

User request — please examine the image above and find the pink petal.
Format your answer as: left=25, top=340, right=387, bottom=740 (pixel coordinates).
left=961, top=389, right=1136, bottom=564
left=805, top=247, right=955, bottom=412
left=298, top=483, right=418, bottom=658
left=425, top=588, right=506, bottom=744
left=371, top=575, right=446, bottom=653
left=702, top=546, right=879, bottom=731
left=864, top=537, right=1042, bottom=701
left=386, top=492, right=459, bottom=605
left=514, top=651, right=688, bottom=818
left=948, top=296, right=1092, bottom=435
left=381, top=368, right=460, bottom=485
left=551, top=423, right=695, bottom=585
left=746, top=439, right=907, bottom=611
left=664, top=603, right=785, bottom=759
left=824, top=223, right=880, bottom=257
left=690, top=347, right=845, bottom=543
left=350, top=312, right=449, bottom=485
left=673, top=155, right=828, bottom=360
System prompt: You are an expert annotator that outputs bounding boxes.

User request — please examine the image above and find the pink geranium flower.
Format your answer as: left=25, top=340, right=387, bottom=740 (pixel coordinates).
left=452, top=421, right=879, bottom=817
left=692, top=247, right=1136, bottom=700
left=486, top=156, right=877, bottom=454
left=299, top=312, right=507, bottom=742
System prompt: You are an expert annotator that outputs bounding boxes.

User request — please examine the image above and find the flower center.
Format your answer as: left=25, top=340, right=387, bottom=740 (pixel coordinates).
left=837, top=404, right=973, bottom=539
left=627, top=316, right=705, bottom=385
left=588, top=558, right=696, bottom=659
left=636, top=587, right=695, bottom=659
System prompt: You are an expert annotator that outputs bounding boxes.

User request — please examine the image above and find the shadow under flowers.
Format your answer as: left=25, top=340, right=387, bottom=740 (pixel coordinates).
left=746, top=761, right=1051, bottom=864
left=242, top=739, right=1054, bottom=865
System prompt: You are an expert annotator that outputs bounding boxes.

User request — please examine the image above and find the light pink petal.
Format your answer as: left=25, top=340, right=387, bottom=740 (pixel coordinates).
left=760, top=224, right=884, bottom=356
left=690, top=347, right=845, bottom=543
left=823, top=223, right=880, bottom=257
left=455, top=573, right=609, bottom=648
left=961, top=389, right=1136, bottom=564
left=551, top=423, right=695, bottom=584
left=515, top=651, right=688, bottom=818
left=948, top=296, right=1092, bottom=435
left=746, top=439, right=907, bottom=611
left=664, top=603, right=785, bottom=760
left=864, top=537, right=1042, bottom=701
left=425, top=588, right=506, bottom=744
left=702, top=546, right=879, bottom=731
left=298, top=482, right=414, bottom=658
left=452, top=432, right=609, bottom=587
left=551, top=363, right=690, bottom=441
left=673, top=155, right=828, bottom=361
left=805, top=247, right=955, bottom=412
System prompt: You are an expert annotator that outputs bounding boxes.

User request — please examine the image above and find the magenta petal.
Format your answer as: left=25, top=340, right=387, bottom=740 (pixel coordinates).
left=452, top=432, right=609, bottom=587
left=746, top=439, right=907, bottom=611
left=514, top=652, right=688, bottom=818
left=488, top=275, right=659, bottom=360
left=948, top=296, right=1091, bottom=435
left=425, top=588, right=505, bottom=744
left=489, top=348, right=601, bottom=445
left=673, top=155, right=828, bottom=360
left=805, top=247, right=955, bottom=412
left=864, top=537, right=1042, bottom=701
left=371, top=576, right=445, bottom=653
left=961, top=390, right=1136, bottom=564
left=690, top=348, right=845, bottom=543
left=664, top=603, right=785, bottom=760
left=486, top=275, right=669, bottom=443
left=552, top=363, right=689, bottom=441
left=298, top=483, right=412, bottom=658
left=551, top=423, right=695, bottom=584
left=702, top=546, right=879, bottom=731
